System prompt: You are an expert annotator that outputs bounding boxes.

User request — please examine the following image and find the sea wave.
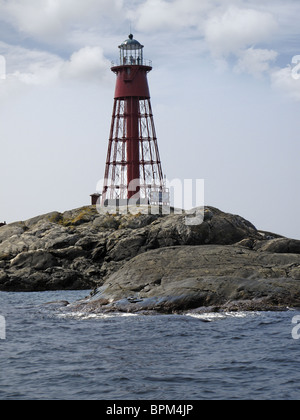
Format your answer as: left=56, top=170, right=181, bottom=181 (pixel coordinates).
left=55, top=311, right=138, bottom=320
left=185, top=311, right=260, bottom=322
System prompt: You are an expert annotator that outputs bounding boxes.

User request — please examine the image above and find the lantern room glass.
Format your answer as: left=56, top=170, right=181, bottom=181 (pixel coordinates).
left=119, top=34, right=144, bottom=66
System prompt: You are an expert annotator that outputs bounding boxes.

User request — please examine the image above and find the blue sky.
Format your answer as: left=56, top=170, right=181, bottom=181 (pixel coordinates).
left=0, top=0, right=300, bottom=239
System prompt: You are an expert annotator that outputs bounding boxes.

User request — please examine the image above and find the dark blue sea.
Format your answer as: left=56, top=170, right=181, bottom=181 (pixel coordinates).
left=0, top=290, right=300, bottom=400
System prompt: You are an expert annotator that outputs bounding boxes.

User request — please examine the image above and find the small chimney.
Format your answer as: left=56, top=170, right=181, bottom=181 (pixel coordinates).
left=90, top=193, right=101, bottom=206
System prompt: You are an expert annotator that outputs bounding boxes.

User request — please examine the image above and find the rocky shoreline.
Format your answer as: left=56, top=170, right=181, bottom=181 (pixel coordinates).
left=1, top=205, right=300, bottom=313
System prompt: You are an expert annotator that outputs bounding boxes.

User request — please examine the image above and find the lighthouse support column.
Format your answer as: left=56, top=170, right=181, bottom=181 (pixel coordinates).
left=126, top=97, right=140, bottom=200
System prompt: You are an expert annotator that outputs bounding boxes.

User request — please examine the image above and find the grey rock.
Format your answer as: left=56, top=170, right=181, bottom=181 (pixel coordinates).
left=1, top=204, right=299, bottom=306
left=50, top=246, right=87, bottom=260
left=10, top=250, right=58, bottom=271
left=254, top=238, right=300, bottom=254
left=0, top=223, right=26, bottom=243
left=75, top=245, right=300, bottom=313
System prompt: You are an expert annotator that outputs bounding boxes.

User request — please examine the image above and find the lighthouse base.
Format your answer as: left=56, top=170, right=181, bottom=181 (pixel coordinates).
left=103, top=198, right=150, bottom=207
left=98, top=200, right=171, bottom=217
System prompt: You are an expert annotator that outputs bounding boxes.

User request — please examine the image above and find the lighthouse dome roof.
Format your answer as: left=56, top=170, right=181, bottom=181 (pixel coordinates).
left=119, top=34, right=144, bottom=50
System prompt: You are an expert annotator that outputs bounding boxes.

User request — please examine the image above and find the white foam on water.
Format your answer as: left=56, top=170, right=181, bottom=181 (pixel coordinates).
left=185, top=313, right=226, bottom=321
left=56, top=312, right=138, bottom=320
left=185, top=311, right=260, bottom=321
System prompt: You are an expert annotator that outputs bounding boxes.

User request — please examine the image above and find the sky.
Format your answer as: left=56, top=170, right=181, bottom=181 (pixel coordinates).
left=0, top=0, right=300, bottom=239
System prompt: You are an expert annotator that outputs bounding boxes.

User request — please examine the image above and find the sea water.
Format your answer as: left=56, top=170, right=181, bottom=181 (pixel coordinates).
left=0, top=290, right=300, bottom=400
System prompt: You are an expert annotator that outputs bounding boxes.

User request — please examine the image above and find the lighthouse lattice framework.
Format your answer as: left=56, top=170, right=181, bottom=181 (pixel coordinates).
left=102, top=34, right=168, bottom=205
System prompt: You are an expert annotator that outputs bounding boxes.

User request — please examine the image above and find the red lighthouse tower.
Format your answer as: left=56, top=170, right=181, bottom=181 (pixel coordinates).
left=102, top=34, right=168, bottom=206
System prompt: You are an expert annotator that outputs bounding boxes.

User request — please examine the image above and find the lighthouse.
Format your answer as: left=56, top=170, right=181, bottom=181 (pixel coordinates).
left=101, top=34, right=168, bottom=207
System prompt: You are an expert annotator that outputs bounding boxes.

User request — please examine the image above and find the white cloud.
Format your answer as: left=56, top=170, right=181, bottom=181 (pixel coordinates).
left=0, top=0, right=299, bottom=102
left=271, top=63, right=300, bottom=101
left=0, top=41, right=62, bottom=87
left=61, top=46, right=111, bottom=82
left=131, top=0, right=211, bottom=32
left=0, top=42, right=111, bottom=107
left=0, top=0, right=123, bottom=39
left=204, top=6, right=278, bottom=57
left=129, top=2, right=281, bottom=79
left=234, top=47, right=278, bottom=77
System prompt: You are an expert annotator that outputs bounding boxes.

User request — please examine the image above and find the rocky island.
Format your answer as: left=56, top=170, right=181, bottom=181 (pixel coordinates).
left=1, top=205, right=300, bottom=313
